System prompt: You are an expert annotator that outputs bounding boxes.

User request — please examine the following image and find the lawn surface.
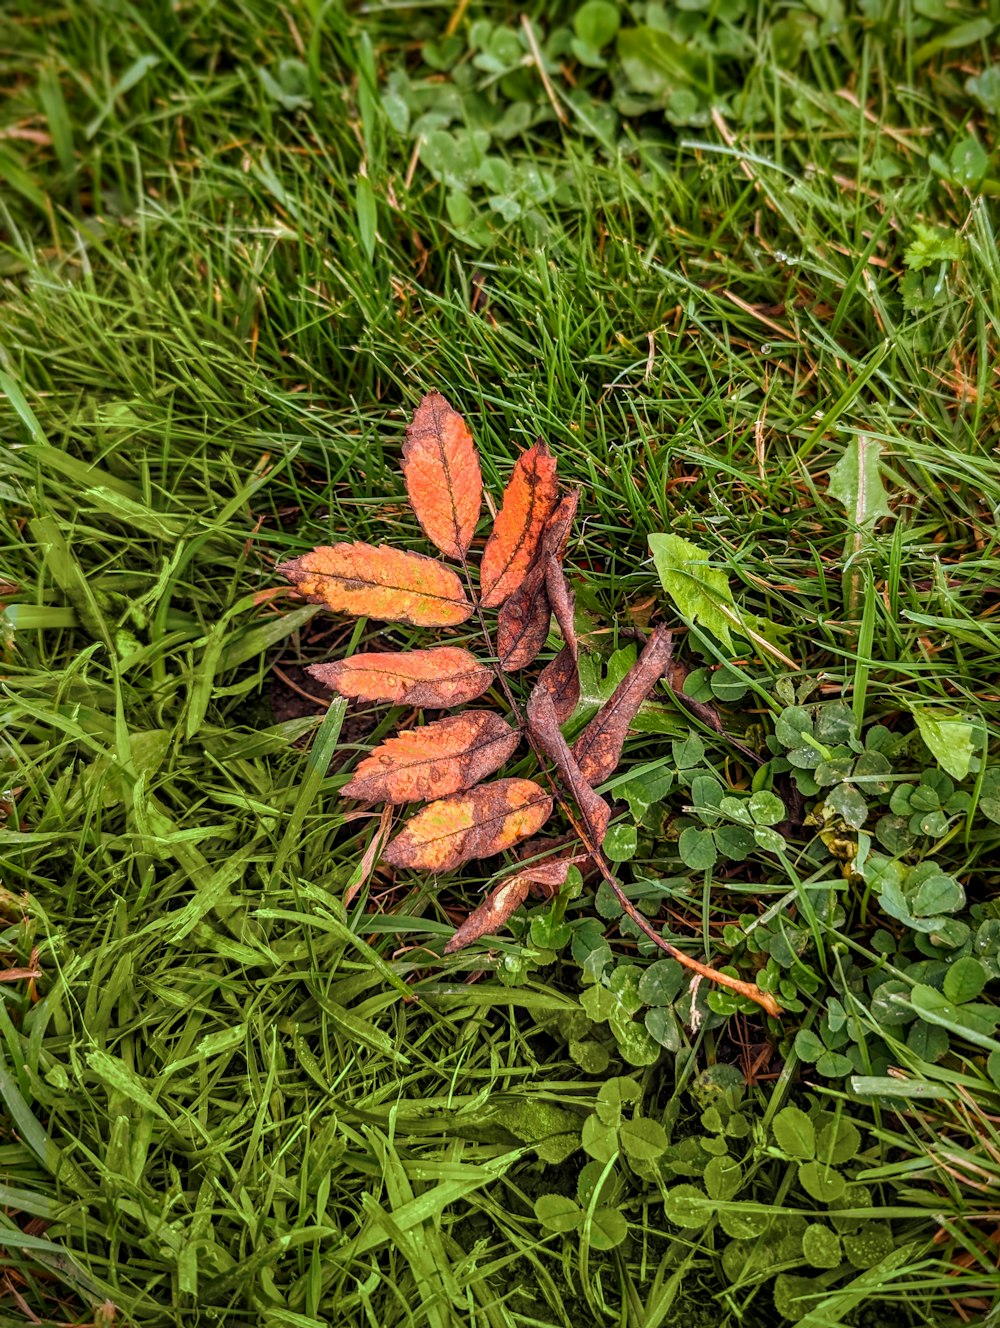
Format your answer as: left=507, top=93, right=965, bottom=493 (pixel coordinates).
left=2, top=2, right=1000, bottom=1326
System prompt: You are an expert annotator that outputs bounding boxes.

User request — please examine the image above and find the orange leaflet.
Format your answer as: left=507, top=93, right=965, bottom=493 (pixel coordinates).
left=402, top=392, right=483, bottom=560
left=277, top=542, right=472, bottom=627
left=341, top=712, right=520, bottom=804
left=382, top=778, right=553, bottom=872
left=308, top=646, right=493, bottom=708
left=572, top=626, right=673, bottom=784
left=479, top=441, right=559, bottom=607
left=496, top=491, right=579, bottom=673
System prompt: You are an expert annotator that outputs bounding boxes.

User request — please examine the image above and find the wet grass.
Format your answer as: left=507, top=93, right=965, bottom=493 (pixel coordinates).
left=1, top=1, right=999, bottom=1324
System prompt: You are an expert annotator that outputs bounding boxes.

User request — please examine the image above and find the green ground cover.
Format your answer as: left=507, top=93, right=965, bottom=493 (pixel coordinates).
left=2, top=1, right=1000, bottom=1324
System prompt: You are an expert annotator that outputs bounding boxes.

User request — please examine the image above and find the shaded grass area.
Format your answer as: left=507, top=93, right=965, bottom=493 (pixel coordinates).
left=1, top=1, right=999, bottom=1324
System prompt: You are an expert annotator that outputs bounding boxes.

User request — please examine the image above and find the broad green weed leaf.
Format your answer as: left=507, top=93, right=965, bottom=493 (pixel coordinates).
left=584, top=1211, right=624, bottom=1248
left=773, top=1106, right=816, bottom=1159
left=638, top=959, right=684, bottom=1006
left=581, top=1115, right=618, bottom=1163
left=748, top=789, right=786, bottom=825
left=828, top=434, right=892, bottom=529
left=774, top=1273, right=820, bottom=1322
left=577, top=1160, right=619, bottom=1208
left=719, top=1206, right=771, bottom=1239
left=581, top=984, right=616, bottom=1022
left=617, top=27, right=708, bottom=97
left=966, top=64, right=1000, bottom=113
left=815, top=1050, right=854, bottom=1078
left=703, top=1155, right=742, bottom=1201
left=911, top=871, right=965, bottom=917
left=943, top=957, right=987, bottom=1004
left=619, top=1117, right=668, bottom=1162
left=648, top=533, right=736, bottom=650
left=663, top=1183, right=712, bottom=1228
left=606, top=965, right=645, bottom=1024
left=817, top=1119, right=861, bottom=1165
left=700, top=1134, right=728, bottom=1157
left=604, top=822, right=638, bottom=861
left=906, top=1020, right=949, bottom=1062
left=613, top=1019, right=661, bottom=1066
left=752, top=825, right=785, bottom=854
left=690, top=774, right=725, bottom=823
left=715, top=823, right=755, bottom=859
left=794, top=1029, right=825, bottom=1062
left=798, top=1161, right=847, bottom=1203
left=645, top=1005, right=683, bottom=1050
left=911, top=708, right=977, bottom=782
left=596, top=1077, right=642, bottom=1126
left=826, top=783, right=868, bottom=829
left=678, top=826, right=717, bottom=869
left=586, top=1207, right=628, bottom=1250
left=574, top=0, right=620, bottom=47
left=569, top=1039, right=610, bottom=1073
left=802, top=1223, right=842, bottom=1269
left=672, top=732, right=706, bottom=768
left=843, top=1222, right=894, bottom=1270
left=534, top=1194, right=580, bottom=1233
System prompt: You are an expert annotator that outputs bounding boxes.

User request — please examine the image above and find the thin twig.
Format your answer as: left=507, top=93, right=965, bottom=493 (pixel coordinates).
left=554, top=780, right=783, bottom=1019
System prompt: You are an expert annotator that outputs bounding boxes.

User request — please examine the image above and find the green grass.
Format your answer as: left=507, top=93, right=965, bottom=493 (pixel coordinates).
left=1, top=1, right=1000, bottom=1325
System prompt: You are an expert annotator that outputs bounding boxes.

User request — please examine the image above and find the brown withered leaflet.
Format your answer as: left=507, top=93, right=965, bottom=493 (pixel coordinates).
left=572, top=626, right=674, bottom=784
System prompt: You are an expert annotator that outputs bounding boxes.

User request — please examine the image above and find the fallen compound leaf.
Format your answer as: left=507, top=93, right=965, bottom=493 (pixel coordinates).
left=528, top=686, right=610, bottom=846
left=309, top=646, right=492, bottom=708
left=341, top=711, right=520, bottom=804
left=533, top=644, right=580, bottom=726
left=278, top=542, right=472, bottom=627
left=480, top=440, right=559, bottom=607
left=402, top=392, right=483, bottom=560
left=496, top=493, right=579, bottom=672
left=572, top=626, right=673, bottom=783
left=382, top=778, right=553, bottom=872
left=444, top=876, right=530, bottom=953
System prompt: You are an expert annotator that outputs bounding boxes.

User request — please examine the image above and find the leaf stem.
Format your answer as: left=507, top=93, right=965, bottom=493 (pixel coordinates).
left=556, top=787, right=783, bottom=1020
